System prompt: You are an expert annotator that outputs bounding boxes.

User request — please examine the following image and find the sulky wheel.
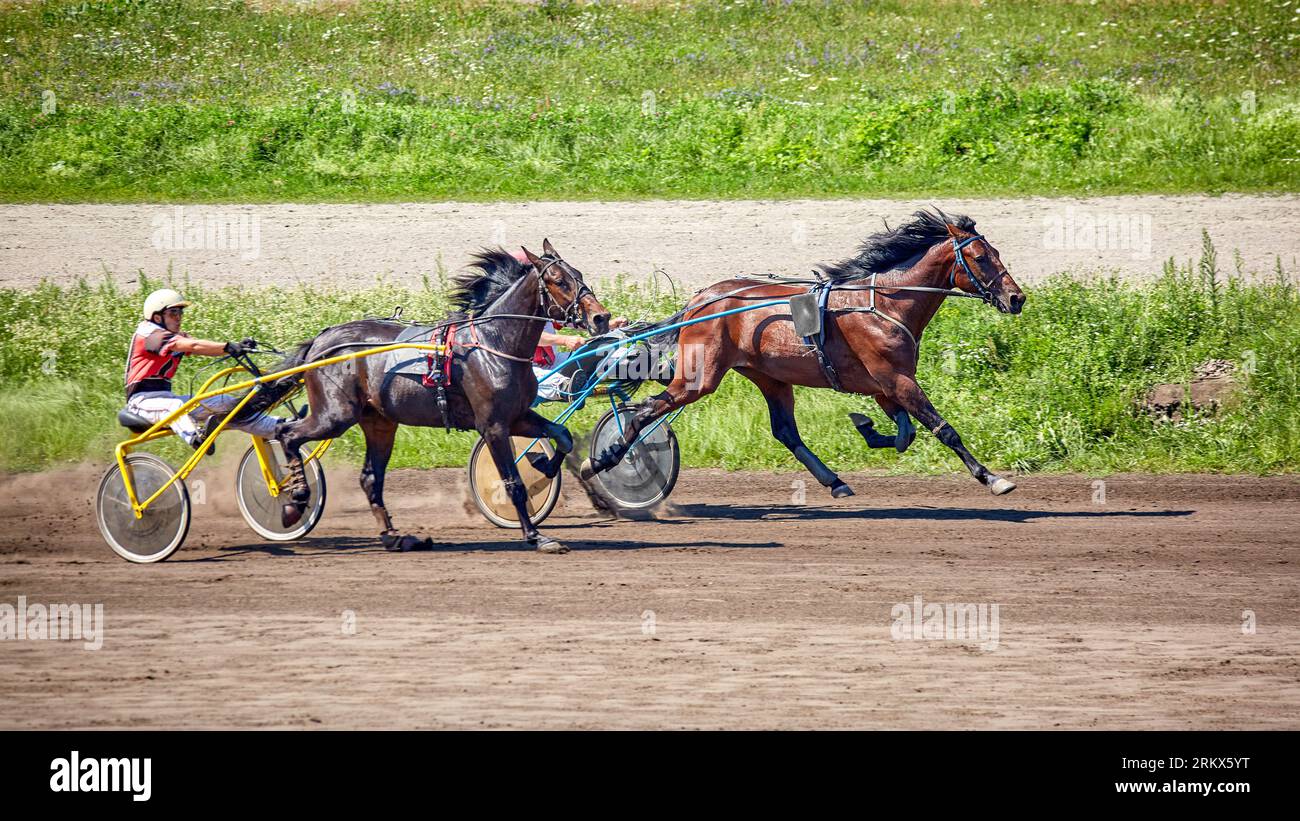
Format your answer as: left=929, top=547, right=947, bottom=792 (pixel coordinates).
left=467, top=435, right=562, bottom=529
left=96, top=453, right=192, bottom=563
left=236, top=439, right=327, bottom=541
left=587, top=405, right=680, bottom=513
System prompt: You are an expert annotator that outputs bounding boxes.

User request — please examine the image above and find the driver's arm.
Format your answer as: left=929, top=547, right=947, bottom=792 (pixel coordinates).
left=538, top=330, right=584, bottom=350
left=169, top=336, right=231, bottom=357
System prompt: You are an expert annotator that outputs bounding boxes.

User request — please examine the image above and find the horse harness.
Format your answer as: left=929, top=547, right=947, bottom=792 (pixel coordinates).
left=726, top=235, right=990, bottom=393
left=420, top=255, right=588, bottom=430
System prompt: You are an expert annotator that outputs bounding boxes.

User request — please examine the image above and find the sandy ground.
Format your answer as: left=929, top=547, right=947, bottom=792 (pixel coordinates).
left=0, top=464, right=1296, bottom=730
left=2, top=195, right=1298, bottom=292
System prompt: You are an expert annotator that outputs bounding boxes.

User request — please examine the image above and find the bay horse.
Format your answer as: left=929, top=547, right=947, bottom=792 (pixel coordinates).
left=580, top=210, right=1025, bottom=498
left=257, top=241, right=610, bottom=553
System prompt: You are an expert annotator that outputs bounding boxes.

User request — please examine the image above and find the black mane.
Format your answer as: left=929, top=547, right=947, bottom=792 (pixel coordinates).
left=819, top=209, right=977, bottom=281
left=450, top=248, right=534, bottom=314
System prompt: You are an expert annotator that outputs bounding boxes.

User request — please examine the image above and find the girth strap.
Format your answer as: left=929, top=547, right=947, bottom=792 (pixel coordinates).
left=801, top=283, right=849, bottom=394
left=424, top=323, right=456, bottom=431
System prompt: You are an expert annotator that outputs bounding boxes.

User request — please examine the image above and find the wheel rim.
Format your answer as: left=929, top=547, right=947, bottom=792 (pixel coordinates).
left=468, top=436, right=561, bottom=528
left=236, top=441, right=326, bottom=541
left=96, top=454, right=190, bottom=563
left=590, top=407, right=679, bottom=509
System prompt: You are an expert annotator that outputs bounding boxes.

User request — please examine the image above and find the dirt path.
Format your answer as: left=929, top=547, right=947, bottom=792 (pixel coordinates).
left=2, top=195, right=1298, bottom=291
left=1, top=465, right=1296, bottom=729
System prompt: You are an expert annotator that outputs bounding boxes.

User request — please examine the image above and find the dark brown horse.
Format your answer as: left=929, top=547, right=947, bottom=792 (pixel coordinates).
left=257, top=241, right=610, bottom=553
left=580, top=210, right=1025, bottom=498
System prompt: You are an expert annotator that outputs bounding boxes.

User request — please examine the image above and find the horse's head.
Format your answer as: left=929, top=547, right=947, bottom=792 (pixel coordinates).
left=944, top=222, right=1025, bottom=315
left=522, top=239, right=611, bottom=334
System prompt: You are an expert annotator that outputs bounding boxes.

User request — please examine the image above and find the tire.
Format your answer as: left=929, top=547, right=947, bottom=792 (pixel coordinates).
left=235, top=440, right=327, bottom=541
left=587, top=405, right=680, bottom=512
left=96, top=453, right=191, bottom=563
left=467, top=436, right=562, bottom=529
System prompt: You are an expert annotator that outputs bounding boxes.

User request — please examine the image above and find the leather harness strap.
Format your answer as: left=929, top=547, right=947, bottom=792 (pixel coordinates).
left=740, top=234, right=991, bottom=387
left=801, top=282, right=849, bottom=393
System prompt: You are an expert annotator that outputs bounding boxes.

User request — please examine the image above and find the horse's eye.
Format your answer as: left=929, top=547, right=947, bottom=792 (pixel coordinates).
left=974, top=255, right=986, bottom=262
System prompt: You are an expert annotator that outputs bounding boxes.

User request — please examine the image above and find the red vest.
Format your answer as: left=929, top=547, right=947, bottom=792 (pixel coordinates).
left=533, top=320, right=559, bottom=367
left=124, top=320, right=185, bottom=398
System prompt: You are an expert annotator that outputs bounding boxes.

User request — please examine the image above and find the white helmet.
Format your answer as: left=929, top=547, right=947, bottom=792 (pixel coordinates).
left=142, top=288, right=191, bottom=321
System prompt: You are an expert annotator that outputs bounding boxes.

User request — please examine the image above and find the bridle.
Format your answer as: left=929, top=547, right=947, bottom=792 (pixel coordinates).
left=534, top=255, right=595, bottom=329
left=950, top=234, right=1010, bottom=304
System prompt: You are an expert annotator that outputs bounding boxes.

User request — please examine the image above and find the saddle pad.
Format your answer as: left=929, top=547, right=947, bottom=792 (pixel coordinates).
left=789, top=291, right=823, bottom=338
left=378, top=323, right=440, bottom=378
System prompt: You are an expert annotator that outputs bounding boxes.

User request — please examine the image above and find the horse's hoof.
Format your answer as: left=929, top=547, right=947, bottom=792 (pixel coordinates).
left=535, top=538, right=569, bottom=555
left=382, top=533, right=431, bottom=552
left=830, top=482, right=855, bottom=499
left=849, top=412, right=874, bottom=432
left=579, top=459, right=597, bottom=481
left=281, top=504, right=304, bottom=528
left=989, top=477, right=1017, bottom=496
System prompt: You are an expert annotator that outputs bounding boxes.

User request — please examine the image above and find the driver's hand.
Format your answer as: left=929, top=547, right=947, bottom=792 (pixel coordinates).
left=558, top=335, right=584, bottom=350
left=224, top=340, right=247, bottom=356
left=239, top=337, right=258, bottom=350
left=610, top=317, right=628, bottom=329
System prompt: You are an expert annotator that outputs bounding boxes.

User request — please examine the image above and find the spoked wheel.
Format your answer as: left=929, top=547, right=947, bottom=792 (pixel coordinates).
left=588, top=405, right=680, bottom=513
left=96, top=453, right=191, bottom=563
left=236, top=439, right=327, bottom=541
left=467, top=436, right=562, bottom=529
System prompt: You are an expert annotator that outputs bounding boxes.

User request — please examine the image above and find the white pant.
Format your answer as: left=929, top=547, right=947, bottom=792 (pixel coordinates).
left=126, top=390, right=281, bottom=444
left=533, top=367, right=569, bottom=402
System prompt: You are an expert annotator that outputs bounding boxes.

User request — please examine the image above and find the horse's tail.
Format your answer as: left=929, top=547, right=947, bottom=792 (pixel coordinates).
left=231, top=338, right=316, bottom=421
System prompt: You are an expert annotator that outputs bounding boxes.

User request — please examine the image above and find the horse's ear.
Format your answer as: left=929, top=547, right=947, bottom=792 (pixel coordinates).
left=944, top=222, right=960, bottom=238
left=521, top=246, right=543, bottom=267
left=542, top=238, right=558, bottom=257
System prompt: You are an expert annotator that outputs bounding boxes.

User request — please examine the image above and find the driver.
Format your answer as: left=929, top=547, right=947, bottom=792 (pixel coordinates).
left=502, top=247, right=628, bottom=402
left=124, top=288, right=284, bottom=450
left=534, top=317, right=629, bottom=401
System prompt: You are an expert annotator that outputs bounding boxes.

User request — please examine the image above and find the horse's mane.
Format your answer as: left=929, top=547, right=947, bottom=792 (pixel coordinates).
left=819, top=209, right=977, bottom=281
left=450, top=248, right=534, bottom=314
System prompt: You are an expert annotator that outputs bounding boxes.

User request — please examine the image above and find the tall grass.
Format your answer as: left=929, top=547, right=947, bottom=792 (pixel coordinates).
left=1, top=237, right=1295, bottom=475
left=1, top=0, right=1298, bottom=199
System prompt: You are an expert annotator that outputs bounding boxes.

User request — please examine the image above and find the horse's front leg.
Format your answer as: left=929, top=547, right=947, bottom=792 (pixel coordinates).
left=481, top=421, right=569, bottom=554
left=509, top=410, right=572, bottom=479
left=880, top=373, right=1016, bottom=495
left=850, top=395, right=916, bottom=453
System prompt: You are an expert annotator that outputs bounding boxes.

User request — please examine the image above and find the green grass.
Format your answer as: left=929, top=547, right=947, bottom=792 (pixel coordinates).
left=1, top=0, right=1298, bottom=200
left=2, top=235, right=1296, bottom=475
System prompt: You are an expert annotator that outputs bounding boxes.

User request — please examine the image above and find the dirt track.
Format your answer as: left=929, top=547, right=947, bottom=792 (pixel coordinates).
left=3, top=195, right=1299, bottom=291
left=1, top=464, right=1296, bottom=730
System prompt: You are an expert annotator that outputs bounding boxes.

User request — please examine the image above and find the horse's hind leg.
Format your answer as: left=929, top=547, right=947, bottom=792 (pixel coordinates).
left=741, top=368, right=854, bottom=499
left=851, top=395, right=916, bottom=452
left=358, top=414, right=429, bottom=552
left=581, top=336, right=726, bottom=478
left=277, top=409, right=358, bottom=527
